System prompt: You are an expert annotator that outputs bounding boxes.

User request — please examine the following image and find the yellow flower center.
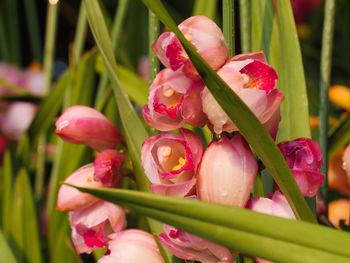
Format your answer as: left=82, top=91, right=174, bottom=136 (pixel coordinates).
left=172, top=157, right=186, bottom=171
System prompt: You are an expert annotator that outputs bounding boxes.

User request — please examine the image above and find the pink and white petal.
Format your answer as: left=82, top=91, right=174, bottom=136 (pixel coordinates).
left=271, top=191, right=295, bottom=219
left=70, top=200, right=108, bottom=228
left=180, top=128, right=203, bottom=167
left=142, top=105, right=185, bottom=131
left=150, top=178, right=196, bottom=197
left=292, top=170, right=325, bottom=197
left=103, top=201, right=126, bottom=232
left=141, top=136, right=163, bottom=184
left=151, top=32, right=173, bottom=69
left=181, top=83, right=207, bottom=127
left=56, top=163, right=103, bottom=211
left=263, top=108, right=281, bottom=140
left=229, top=51, right=267, bottom=64
left=247, top=197, right=273, bottom=214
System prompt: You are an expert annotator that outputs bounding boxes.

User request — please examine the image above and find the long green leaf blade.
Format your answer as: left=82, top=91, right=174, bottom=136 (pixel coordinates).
left=275, top=0, right=311, bottom=141
left=69, top=186, right=350, bottom=262
left=141, top=0, right=315, bottom=222
left=0, top=230, right=17, bottom=263
left=9, top=169, right=42, bottom=263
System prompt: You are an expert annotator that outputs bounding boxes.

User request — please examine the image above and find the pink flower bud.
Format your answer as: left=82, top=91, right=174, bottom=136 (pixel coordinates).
left=141, top=128, right=203, bottom=197
left=94, top=149, right=125, bottom=187
left=197, top=134, right=258, bottom=207
left=0, top=63, right=23, bottom=94
left=55, top=105, right=121, bottom=152
left=201, top=51, right=284, bottom=134
left=247, top=191, right=296, bottom=219
left=56, top=163, right=104, bottom=211
left=277, top=138, right=324, bottom=197
left=57, top=150, right=125, bottom=211
left=158, top=224, right=233, bottom=263
left=152, top=16, right=228, bottom=79
left=142, top=68, right=206, bottom=131
left=69, top=200, right=126, bottom=254
left=99, top=229, right=164, bottom=263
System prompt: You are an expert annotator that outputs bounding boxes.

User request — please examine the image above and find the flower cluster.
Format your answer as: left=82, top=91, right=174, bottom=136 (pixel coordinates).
left=141, top=15, right=325, bottom=262
left=54, top=15, right=326, bottom=263
left=55, top=106, right=165, bottom=262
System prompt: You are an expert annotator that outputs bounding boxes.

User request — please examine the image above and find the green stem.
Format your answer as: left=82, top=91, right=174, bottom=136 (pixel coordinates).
left=239, top=0, right=251, bottom=53
left=24, top=0, right=42, bottom=62
left=223, top=0, right=235, bottom=57
left=72, top=3, right=88, bottom=66
left=0, top=8, right=9, bottom=61
left=43, top=1, right=59, bottom=94
left=148, top=10, right=160, bottom=84
left=5, top=0, right=20, bottom=65
left=95, top=0, right=129, bottom=110
left=319, top=0, right=336, bottom=202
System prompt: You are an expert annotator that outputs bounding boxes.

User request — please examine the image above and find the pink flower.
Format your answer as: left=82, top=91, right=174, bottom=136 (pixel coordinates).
left=343, top=144, right=350, bottom=181
left=94, top=149, right=125, bottom=187
left=152, top=16, right=228, bottom=79
left=277, top=138, right=324, bottom=197
left=70, top=200, right=126, bottom=254
left=141, top=128, right=203, bottom=197
left=55, top=105, right=121, bottom=152
left=247, top=191, right=296, bottom=219
left=0, top=102, right=37, bottom=140
left=197, top=134, right=258, bottom=207
left=201, top=51, right=284, bottom=134
left=57, top=151, right=125, bottom=211
left=22, top=68, right=45, bottom=96
left=99, top=229, right=164, bottom=263
left=158, top=224, right=233, bottom=263
left=142, top=68, right=206, bottom=131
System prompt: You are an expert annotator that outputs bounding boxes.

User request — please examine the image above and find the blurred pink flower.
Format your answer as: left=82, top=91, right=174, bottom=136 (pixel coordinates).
left=197, top=134, right=258, bottom=207
left=22, top=68, right=45, bottom=96
left=55, top=105, right=121, bottom=152
left=0, top=102, right=37, bottom=140
left=0, top=63, right=23, bottom=94
left=152, top=16, right=228, bottom=79
left=57, top=151, right=125, bottom=211
left=201, top=51, right=283, bottom=134
left=277, top=138, right=324, bottom=197
left=99, top=229, right=164, bottom=263
left=70, top=200, right=126, bottom=254
left=158, top=224, right=233, bottom=263
left=142, top=68, right=206, bottom=131
left=0, top=134, right=8, bottom=162
left=141, top=128, right=202, bottom=197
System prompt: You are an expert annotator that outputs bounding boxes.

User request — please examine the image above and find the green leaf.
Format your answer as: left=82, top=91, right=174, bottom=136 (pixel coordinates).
left=141, top=0, right=315, bottom=222
left=275, top=0, right=311, bottom=141
left=1, top=150, right=14, bottom=238
left=28, top=71, right=70, bottom=142
left=192, top=0, right=217, bottom=21
left=328, top=114, right=350, bottom=158
left=0, top=229, right=17, bottom=263
left=9, top=169, right=42, bottom=263
left=70, top=48, right=97, bottom=106
left=117, top=65, right=148, bottom=106
left=69, top=186, right=350, bottom=262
